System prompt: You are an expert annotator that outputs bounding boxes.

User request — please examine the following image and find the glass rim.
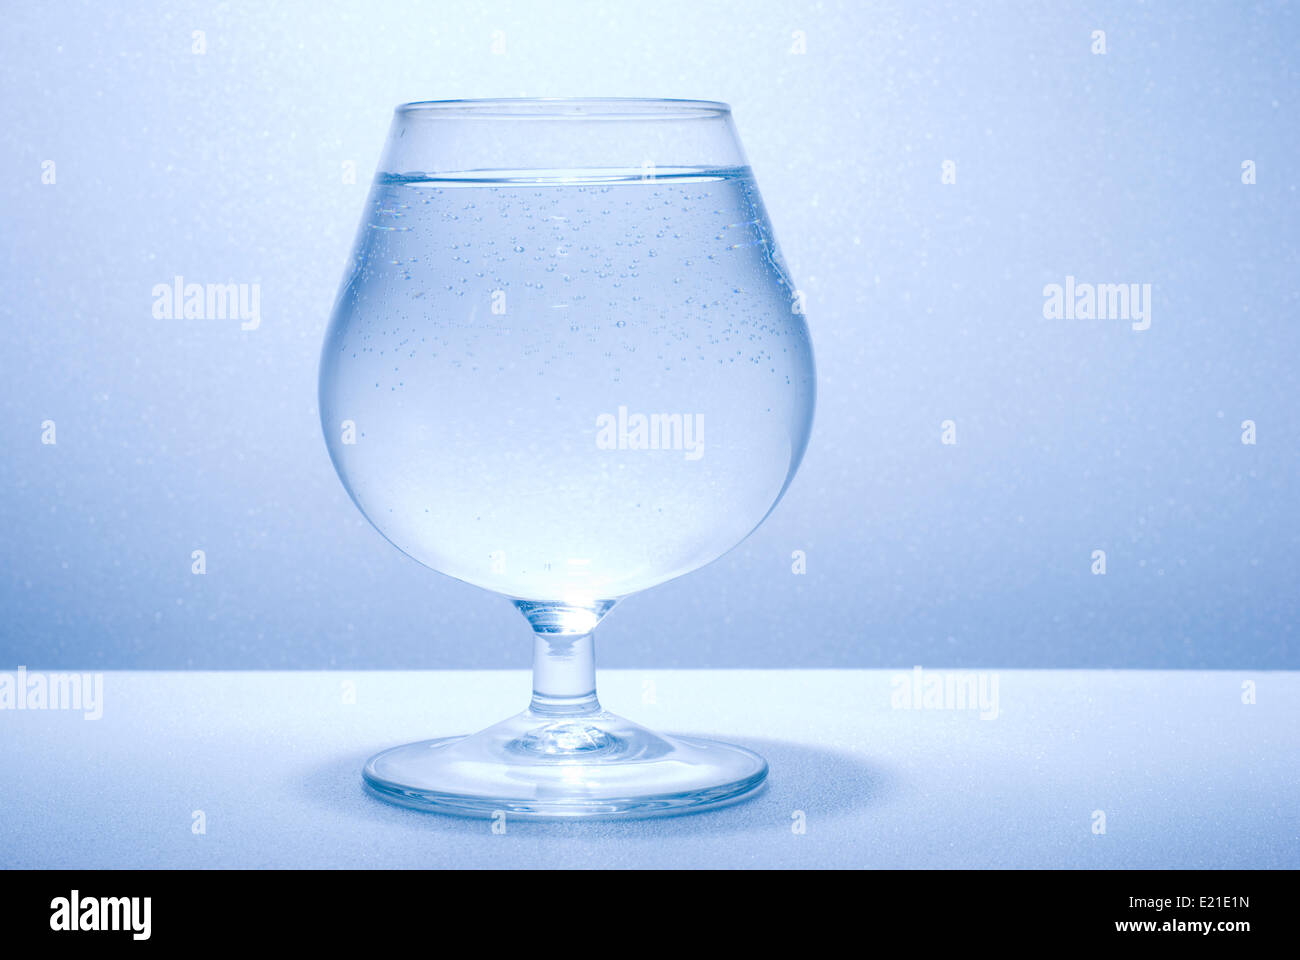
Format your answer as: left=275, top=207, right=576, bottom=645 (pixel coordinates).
left=394, top=97, right=732, bottom=119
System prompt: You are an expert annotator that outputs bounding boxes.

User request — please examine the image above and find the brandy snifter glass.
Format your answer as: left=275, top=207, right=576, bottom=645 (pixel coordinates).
left=320, top=98, right=815, bottom=818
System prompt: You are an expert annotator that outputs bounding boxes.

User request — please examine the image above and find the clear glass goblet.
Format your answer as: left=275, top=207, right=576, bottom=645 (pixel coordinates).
left=320, top=98, right=815, bottom=818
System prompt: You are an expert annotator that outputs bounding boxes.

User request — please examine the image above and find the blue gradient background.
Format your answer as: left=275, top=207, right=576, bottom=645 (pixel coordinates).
left=1, top=0, right=1296, bottom=669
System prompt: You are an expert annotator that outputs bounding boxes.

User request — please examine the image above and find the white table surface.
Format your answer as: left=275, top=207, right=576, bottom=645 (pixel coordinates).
left=2, top=670, right=1296, bottom=869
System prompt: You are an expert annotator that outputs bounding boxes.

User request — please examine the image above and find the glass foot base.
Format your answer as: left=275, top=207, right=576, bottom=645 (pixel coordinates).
left=363, top=709, right=768, bottom=820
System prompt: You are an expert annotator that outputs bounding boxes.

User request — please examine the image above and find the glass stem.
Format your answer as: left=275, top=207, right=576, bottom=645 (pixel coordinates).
left=530, top=630, right=600, bottom=716
left=514, top=599, right=618, bottom=718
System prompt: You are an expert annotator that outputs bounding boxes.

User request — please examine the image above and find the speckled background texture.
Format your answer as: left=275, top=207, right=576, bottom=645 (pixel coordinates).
left=3, top=670, right=1295, bottom=867
left=2, top=1, right=1297, bottom=669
